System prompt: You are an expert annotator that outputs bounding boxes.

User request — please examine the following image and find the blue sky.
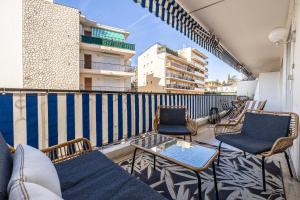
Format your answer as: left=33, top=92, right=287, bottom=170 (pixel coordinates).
left=55, top=0, right=242, bottom=81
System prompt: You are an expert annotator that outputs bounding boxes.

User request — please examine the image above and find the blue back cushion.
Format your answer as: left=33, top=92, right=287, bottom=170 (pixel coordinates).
left=159, top=108, right=186, bottom=126
left=0, top=132, right=13, bottom=199
left=241, top=112, right=291, bottom=143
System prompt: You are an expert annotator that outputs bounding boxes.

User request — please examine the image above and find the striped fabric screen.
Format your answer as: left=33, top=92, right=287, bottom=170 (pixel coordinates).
left=132, top=0, right=253, bottom=78
left=0, top=92, right=235, bottom=149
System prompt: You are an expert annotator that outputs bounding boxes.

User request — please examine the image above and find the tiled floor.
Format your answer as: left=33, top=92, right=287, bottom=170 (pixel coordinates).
left=106, top=124, right=300, bottom=200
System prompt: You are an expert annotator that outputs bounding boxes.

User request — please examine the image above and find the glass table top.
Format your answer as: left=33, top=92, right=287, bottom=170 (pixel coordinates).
left=131, top=133, right=218, bottom=170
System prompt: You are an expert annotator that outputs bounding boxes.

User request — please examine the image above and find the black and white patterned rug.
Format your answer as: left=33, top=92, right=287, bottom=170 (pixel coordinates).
left=119, top=144, right=285, bottom=200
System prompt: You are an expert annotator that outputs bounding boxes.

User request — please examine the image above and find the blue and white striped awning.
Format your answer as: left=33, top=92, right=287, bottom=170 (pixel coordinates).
left=133, top=0, right=253, bottom=78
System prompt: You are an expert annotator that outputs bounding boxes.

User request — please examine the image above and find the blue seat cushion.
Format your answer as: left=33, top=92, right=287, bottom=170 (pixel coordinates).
left=55, top=151, right=166, bottom=200
left=160, top=108, right=186, bottom=125
left=241, top=112, right=291, bottom=143
left=0, top=132, right=13, bottom=199
left=216, top=134, right=274, bottom=154
left=158, top=124, right=191, bottom=135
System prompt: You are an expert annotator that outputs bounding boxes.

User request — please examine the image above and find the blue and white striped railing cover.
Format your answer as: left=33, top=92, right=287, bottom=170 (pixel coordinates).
left=0, top=92, right=235, bottom=149
left=132, top=0, right=253, bottom=78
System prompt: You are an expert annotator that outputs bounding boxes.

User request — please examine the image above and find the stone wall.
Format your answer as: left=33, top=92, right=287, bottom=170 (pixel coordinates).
left=23, top=0, right=80, bottom=89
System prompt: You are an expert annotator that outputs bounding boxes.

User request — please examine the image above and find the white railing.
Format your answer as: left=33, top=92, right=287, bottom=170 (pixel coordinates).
left=80, top=85, right=132, bottom=92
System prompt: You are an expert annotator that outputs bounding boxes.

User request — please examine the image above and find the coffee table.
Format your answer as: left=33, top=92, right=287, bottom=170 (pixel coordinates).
left=130, top=133, right=219, bottom=200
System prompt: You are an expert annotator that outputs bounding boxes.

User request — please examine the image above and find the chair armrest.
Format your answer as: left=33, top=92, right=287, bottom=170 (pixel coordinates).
left=7, top=144, right=15, bottom=154
left=41, top=138, right=92, bottom=164
left=214, top=123, right=242, bottom=137
left=186, top=117, right=197, bottom=136
left=153, top=115, right=159, bottom=132
left=261, top=137, right=295, bottom=157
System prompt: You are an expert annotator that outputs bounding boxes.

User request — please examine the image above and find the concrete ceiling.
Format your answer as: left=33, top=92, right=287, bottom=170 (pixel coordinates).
left=176, top=0, right=291, bottom=75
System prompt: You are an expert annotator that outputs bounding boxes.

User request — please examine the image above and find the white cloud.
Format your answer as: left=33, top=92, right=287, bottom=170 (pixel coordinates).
left=127, top=13, right=151, bottom=29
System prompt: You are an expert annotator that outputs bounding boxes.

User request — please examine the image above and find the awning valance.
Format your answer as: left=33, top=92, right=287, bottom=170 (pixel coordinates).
left=133, top=0, right=254, bottom=78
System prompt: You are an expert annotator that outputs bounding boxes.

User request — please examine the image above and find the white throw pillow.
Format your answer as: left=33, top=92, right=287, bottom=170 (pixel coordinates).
left=7, top=144, right=62, bottom=197
left=9, top=181, right=63, bottom=200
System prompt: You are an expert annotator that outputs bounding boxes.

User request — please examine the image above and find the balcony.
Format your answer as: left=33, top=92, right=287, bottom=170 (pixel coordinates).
left=81, top=35, right=135, bottom=51
left=166, top=83, right=194, bottom=91
left=165, top=73, right=195, bottom=84
left=80, top=61, right=134, bottom=77
left=157, top=45, right=179, bottom=57
left=80, top=85, right=131, bottom=92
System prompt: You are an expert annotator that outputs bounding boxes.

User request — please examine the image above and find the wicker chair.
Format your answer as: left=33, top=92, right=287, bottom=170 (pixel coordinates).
left=214, top=110, right=299, bottom=191
left=153, top=106, right=197, bottom=141
left=225, top=100, right=267, bottom=124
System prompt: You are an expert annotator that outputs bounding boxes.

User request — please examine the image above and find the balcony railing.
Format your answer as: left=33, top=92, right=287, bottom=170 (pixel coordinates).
left=0, top=90, right=235, bottom=149
left=81, top=35, right=135, bottom=51
left=80, top=61, right=133, bottom=72
left=80, top=85, right=131, bottom=92
left=165, top=73, right=195, bottom=82
left=166, top=84, right=194, bottom=90
left=157, top=46, right=179, bottom=57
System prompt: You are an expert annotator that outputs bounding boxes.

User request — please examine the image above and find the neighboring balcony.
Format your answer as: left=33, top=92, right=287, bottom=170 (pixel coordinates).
left=80, top=61, right=134, bottom=77
left=166, top=84, right=205, bottom=94
left=167, top=62, right=204, bottom=80
left=165, top=73, right=195, bottom=84
left=80, top=85, right=131, bottom=92
left=195, top=79, right=205, bottom=85
left=195, top=71, right=205, bottom=78
left=80, top=35, right=135, bottom=59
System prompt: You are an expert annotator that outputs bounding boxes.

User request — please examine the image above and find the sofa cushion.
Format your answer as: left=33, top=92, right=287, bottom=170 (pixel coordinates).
left=216, top=134, right=274, bottom=154
left=55, top=151, right=166, bottom=200
left=242, top=112, right=291, bottom=143
left=0, top=132, right=13, bottom=199
left=9, top=181, right=63, bottom=200
left=158, top=124, right=191, bottom=135
left=160, top=108, right=186, bottom=125
left=8, top=144, right=62, bottom=197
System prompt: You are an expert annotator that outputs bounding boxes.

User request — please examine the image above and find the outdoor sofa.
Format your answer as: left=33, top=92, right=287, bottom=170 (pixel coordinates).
left=0, top=133, right=167, bottom=200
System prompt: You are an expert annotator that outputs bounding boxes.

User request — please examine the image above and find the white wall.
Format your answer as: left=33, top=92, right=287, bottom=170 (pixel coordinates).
left=237, top=80, right=258, bottom=98
left=289, top=0, right=300, bottom=178
left=255, top=72, right=281, bottom=111
left=0, top=0, right=23, bottom=88
left=137, top=44, right=166, bottom=87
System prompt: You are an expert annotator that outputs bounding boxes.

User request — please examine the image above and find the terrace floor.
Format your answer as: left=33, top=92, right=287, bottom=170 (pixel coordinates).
left=104, top=124, right=300, bottom=200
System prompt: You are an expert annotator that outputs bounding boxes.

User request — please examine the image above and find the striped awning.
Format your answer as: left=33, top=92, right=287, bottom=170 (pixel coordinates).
left=133, top=0, right=254, bottom=78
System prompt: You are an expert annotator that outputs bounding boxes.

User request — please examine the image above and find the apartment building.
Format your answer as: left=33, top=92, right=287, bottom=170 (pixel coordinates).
left=0, top=0, right=135, bottom=91
left=137, top=44, right=208, bottom=94
left=79, top=16, right=135, bottom=92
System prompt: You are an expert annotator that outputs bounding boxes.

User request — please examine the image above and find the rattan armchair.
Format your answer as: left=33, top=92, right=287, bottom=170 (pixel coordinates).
left=154, top=106, right=197, bottom=141
left=214, top=110, right=299, bottom=191
left=7, top=138, right=93, bottom=164
left=41, top=138, right=93, bottom=164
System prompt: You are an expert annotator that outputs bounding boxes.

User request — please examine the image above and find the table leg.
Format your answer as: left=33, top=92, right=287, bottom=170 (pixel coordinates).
left=131, top=148, right=138, bottom=174
left=194, top=171, right=202, bottom=200
left=212, top=162, right=219, bottom=200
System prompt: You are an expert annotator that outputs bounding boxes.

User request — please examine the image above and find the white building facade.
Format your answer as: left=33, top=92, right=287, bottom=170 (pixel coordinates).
left=137, top=44, right=208, bottom=94
left=79, top=16, right=135, bottom=92
left=0, top=0, right=135, bottom=91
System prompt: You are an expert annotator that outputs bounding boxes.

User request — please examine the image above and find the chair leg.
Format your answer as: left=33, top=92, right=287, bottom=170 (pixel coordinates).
left=284, top=152, right=293, bottom=178
left=131, top=148, right=138, bottom=175
left=183, top=135, right=186, bottom=140
left=262, top=156, right=266, bottom=191
left=217, top=142, right=222, bottom=166
left=153, top=154, right=156, bottom=170
left=189, top=134, right=192, bottom=142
